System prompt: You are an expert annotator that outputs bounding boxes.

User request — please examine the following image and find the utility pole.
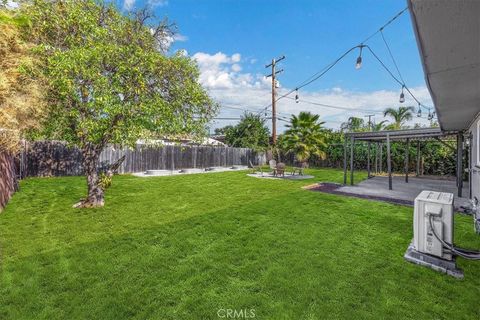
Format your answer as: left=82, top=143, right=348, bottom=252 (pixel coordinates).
left=265, top=55, right=285, bottom=144
left=365, top=114, right=374, bottom=131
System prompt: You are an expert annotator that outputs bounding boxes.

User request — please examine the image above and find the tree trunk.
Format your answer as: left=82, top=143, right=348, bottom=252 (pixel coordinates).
left=73, top=143, right=104, bottom=208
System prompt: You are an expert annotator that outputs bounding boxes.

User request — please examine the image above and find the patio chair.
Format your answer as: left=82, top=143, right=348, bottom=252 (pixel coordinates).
left=292, top=162, right=308, bottom=176
left=275, top=162, right=286, bottom=177
left=269, top=159, right=277, bottom=175
left=249, top=160, right=263, bottom=176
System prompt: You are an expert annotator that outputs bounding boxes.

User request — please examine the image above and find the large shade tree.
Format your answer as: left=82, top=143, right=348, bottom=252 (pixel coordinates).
left=282, top=111, right=327, bottom=163
left=383, top=106, right=415, bottom=130
left=23, top=0, right=217, bottom=207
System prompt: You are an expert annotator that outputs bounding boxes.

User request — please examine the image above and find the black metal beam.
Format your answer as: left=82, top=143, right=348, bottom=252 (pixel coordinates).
left=416, top=141, right=421, bottom=177
left=346, top=127, right=458, bottom=142
left=379, top=143, right=383, bottom=173
left=387, top=133, right=392, bottom=190
left=350, top=136, right=354, bottom=185
left=367, top=142, right=371, bottom=178
left=405, top=138, right=409, bottom=183
left=343, top=136, right=347, bottom=185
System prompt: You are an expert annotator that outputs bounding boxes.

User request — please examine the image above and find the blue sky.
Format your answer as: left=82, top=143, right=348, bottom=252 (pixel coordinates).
left=120, top=0, right=433, bottom=131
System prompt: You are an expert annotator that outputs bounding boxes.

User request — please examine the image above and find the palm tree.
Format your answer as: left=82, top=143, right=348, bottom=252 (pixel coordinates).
left=340, top=116, right=365, bottom=132
left=282, top=112, right=327, bottom=163
left=371, top=120, right=389, bottom=131
left=383, top=106, right=415, bottom=129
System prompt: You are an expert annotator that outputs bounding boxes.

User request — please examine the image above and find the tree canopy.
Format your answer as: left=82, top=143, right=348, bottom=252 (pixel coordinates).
left=224, top=112, right=270, bottom=150
left=20, top=0, right=217, bottom=207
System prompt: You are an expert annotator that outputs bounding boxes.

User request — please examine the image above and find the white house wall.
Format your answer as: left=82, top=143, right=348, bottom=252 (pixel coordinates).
left=469, top=115, right=480, bottom=201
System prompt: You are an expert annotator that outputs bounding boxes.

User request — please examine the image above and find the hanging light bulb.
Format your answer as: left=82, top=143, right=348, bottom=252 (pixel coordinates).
left=295, top=89, right=299, bottom=103
left=355, top=46, right=363, bottom=70
left=417, top=104, right=422, bottom=117
left=427, top=109, right=433, bottom=120
left=399, top=86, right=405, bottom=103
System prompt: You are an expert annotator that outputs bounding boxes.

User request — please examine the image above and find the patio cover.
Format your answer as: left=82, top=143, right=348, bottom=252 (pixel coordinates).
left=343, top=128, right=463, bottom=196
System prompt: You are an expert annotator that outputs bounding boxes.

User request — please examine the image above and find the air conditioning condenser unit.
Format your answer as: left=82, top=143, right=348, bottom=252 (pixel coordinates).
left=404, top=190, right=463, bottom=278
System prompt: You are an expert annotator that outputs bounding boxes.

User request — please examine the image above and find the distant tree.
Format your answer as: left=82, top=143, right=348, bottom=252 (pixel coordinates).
left=225, top=112, right=269, bottom=150
left=340, top=117, right=366, bottom=132
left=24, top=0, right=216, bottom=207
left=214, top=125, right=233, bottom=135
left=383, top=106, right=415, bottom=130
left=282, top=112, right=327, bottom=163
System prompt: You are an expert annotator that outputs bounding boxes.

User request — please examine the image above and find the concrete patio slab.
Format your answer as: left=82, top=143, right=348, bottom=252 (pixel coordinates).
left=336, top=176, right=470, bottom=209
left=247, top=172, right=314, bottom=180
left=132, top=166, right=249, bottom=177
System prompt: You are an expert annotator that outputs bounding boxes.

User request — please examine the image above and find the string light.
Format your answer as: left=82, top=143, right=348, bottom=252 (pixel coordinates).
left=399, top=85, right=405, bottom=103
left=355, top=45, right=364, bottom=70
left=295, top=89, right=299, bottom=103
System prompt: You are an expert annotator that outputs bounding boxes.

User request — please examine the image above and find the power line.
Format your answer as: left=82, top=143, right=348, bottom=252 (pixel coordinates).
left=380, top=30, right=405, bottom=84
left=277, top=8, right=436, bottom=120
left=272, top=7, right=410, bottom=104
left=283, top=96, right=383, bottom=114
left=359, top=7, right=409, bottom=44
left=211, top=7, right=433, bottom=139
left=363, top=45, right=431, bottom=110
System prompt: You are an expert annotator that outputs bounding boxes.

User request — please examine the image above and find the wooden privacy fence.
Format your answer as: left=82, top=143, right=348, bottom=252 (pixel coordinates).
left=21, top=141, right=266, bottom=177
left=0, top=152, right=17, bottom=211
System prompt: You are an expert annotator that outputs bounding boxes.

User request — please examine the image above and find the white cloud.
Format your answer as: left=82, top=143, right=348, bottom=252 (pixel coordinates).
left=192, top=52, right=433, bottom=131
left=160, top=33, right=188, bottom=51
left=3, top=0, right=19, bottom=9
left=193, top=52, right=266, bottom=90
left=123, top=0, right=135, bottom=11
left=173, top=34, right=188, bottom=42
left=231, top=53, right=241, bottom=63
left=231, top=64, right=242, bottom=72
left=148, top=0, right=168, bottom=7
left=124, top=0, right=168, bottom=11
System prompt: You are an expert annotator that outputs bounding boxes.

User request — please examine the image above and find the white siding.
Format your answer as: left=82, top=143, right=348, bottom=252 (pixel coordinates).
left=469, top=116, right=480, bottom=201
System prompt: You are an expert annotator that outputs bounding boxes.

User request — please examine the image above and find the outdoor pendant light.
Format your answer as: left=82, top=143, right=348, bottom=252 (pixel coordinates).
left=417, top=104, right=422, bottom=117
left=399, top=86, right=405, bottom=103
left=355, top=46, right=363, bottom=70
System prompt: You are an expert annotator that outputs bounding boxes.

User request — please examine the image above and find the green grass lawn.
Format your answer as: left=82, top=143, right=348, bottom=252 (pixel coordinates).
left=1, top=168, right=479, bottom=319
